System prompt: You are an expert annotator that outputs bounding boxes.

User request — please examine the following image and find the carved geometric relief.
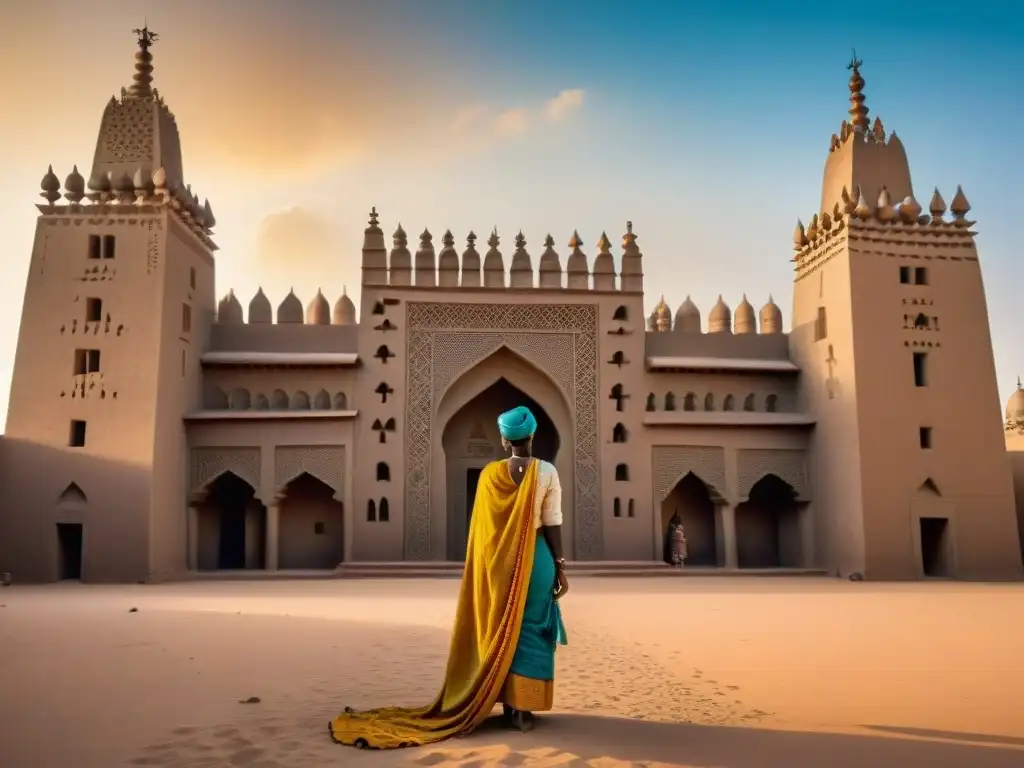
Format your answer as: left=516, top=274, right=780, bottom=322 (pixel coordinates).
left=430, top=332, right=576, bottom=405
left=274, top=446, right=345, bottom=499
left=653, top=446, right=727, bottom=501
left=98, top=99, right=156, bottom=164
left=736, top=448, right=810, bottom=500
left=404, top=302, right=599, bottom=560
left=190, top=447, right=260, bottom=495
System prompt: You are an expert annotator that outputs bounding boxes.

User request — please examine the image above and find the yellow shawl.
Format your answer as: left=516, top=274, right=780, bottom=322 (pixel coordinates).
left=329, top=459, right=539, bottom=749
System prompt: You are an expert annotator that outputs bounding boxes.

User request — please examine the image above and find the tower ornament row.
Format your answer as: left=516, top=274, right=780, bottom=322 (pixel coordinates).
left=359, top=209, right=645, bottom=292
left=39, top=163, right=215, bottom=245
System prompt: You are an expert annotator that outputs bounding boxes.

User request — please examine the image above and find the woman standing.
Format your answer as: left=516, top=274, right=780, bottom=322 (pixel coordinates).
left=666, top=512, right=688, bottom=567
left=328, top=405, right=569, bottom=749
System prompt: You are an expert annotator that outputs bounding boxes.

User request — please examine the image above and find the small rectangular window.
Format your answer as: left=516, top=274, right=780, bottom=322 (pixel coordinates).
left=102, top=235, right=116, bottom=259
left=87, top=349, right=101, bottom=373
left=189, top=267, right=196, bottom=290
left=85, top=297, right=103, bottom=323
left=919, top=427, right=932, bottom=449
left=899, top=266, right=911, bottom=284
left=181, top=349, right=186, bottom=377
left=314, top=521, right=326, bottom=535
left=69, top=420, right=87, bottom=447
left=913, top=352, right=928, bottom=387
left=73, top=349, right=87, bottom=375
left=814, top=306, right=828, bottom=342
left=182, top=303, right=192, bottom=333
left=914, top=267, right=928, bottom=285
left=88, top=235, right=101, bottom=260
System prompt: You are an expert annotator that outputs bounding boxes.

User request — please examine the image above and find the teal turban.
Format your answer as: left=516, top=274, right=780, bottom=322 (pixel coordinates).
left=497, top=406, right=537, bottom=442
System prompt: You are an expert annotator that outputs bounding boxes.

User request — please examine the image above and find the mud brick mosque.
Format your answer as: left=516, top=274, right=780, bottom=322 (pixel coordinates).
left=1, top=29, right=1022, bottom=582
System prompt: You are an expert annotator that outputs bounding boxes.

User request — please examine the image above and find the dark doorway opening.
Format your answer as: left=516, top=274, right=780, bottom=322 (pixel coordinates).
left=56, top=522, right=83, bottom=580
left=466, top=467, right=482, bottom=531
left=735, top=474, right=800, bottom=568
left=209, top=472, right=255, bottom=569
left=919, top=517, right=950, bottom=577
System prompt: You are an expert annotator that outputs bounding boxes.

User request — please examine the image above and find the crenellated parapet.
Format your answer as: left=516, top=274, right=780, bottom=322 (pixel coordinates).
left=648, top=294, right=783, bottom=335
left=216, top=286, right=358, bottom=325
left=36, top=163, right=217, bottom=251
left=792, top=181, right=977, bottom=283
left=358, top=209, right=644, bottom=293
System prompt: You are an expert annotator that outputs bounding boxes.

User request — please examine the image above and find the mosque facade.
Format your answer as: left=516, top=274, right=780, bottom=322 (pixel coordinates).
left=1, top=32, right=1022, bottom=583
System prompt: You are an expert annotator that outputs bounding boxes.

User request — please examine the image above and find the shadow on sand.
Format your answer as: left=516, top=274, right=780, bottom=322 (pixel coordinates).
left=405, top=712, right=1024, bottom=768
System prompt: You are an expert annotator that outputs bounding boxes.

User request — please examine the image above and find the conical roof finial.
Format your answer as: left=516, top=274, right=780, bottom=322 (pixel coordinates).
left=846, top=50, right=869, bottom=132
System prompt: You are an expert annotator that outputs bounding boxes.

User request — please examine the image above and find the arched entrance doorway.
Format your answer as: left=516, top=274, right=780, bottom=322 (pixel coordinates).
left=278, top=472, right=344, bottom=569
left=432, top=346, right=574, bottom=561
left=735, top=474, right=800, bottom=568
left=197, top=471, right=266, bottom=570
left=660, top=472, right=718, bottom=566
left=441, top=378, right=559, bottom=560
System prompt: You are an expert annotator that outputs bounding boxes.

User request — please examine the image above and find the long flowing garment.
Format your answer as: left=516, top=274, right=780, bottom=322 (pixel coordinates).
left=328, top=459, right=567, bottom=750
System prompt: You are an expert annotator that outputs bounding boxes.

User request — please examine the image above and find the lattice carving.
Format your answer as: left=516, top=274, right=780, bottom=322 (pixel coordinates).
left=190, top=447, right=260, bottom=495
left=146, top=220, right=159, bottom=274
left=404, top=302, right=599, bottom=560
left=653, top=446, right=727, bottom=501
left=431, top=332, right=575, bottom=403
left=737, top=448, right=810, bottom=500
left=274, top=446, right=345, bottom=499
left=98, top=99, right=156, bottom=164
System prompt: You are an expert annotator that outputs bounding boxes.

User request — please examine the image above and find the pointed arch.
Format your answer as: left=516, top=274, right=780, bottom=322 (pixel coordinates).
left=379, top=497, right=390, bottom=522
left=723, top=394, right=735, bottom=411
left=228, top=388, right=251, bottom=410
left=613, top=498, right=621, bottom=517
left=683, top=392, right=696, bottom=411
left=743, top=393, right=756, bottom=412
left=313, top=389, right=331, bottom=410
left=204, top=385, right=229, bottom=409
left=376, top=462, right=390, bottom=481
left=270, top=389, right=289, bottom=410
left=57, top=482, right=88, bottom=506
left=367, top=499, right=377, bottom=521
left=704, top=393, right=714, bottom=411
left=612, top=423, right=627, bottom=443
left=333, top=392, right=348, bottom=410
left=291, top=390, right=311, bottom=410
left=253, top=393, right=270, bottom=410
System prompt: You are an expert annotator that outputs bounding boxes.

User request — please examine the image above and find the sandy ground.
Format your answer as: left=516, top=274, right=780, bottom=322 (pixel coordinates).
left=1, top=578, right=1023, bottom=768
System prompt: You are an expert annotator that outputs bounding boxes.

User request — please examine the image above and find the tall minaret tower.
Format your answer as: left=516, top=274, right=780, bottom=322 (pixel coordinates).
left=2, top=28, right=217, bottom=582
left=789, top=55, right=1022, bottom=581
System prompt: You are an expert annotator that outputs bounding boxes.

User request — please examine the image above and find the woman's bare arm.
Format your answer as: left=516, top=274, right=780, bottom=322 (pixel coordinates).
left=542, top=524, right=563, bottom=562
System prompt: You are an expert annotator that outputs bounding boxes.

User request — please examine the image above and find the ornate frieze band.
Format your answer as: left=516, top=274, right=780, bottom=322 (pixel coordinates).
left=190, top=447, right=260, bottom=496
left=274, top=446, right=346, bottom=499
left=653, top=446, right=727, bottom=502
left=404, top=302, right=599, bottom=560
left=736, top=448, right=809, bottom=500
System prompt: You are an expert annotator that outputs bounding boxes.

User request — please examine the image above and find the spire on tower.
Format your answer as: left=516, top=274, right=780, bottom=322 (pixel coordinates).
left=127, top=25, right=159, bottom=99
left=846, top=49, right=869, bottom=132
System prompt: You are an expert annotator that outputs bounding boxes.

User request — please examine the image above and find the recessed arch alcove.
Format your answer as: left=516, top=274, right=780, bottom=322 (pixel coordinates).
left=432, top=346, right=574, bottom=561
left=194, top=471, right=266, bottom=571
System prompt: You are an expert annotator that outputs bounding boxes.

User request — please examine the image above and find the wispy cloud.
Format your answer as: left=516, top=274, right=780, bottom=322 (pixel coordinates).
left=492, top=108, right=530, bottom=137
left=544, top=89, right=585, bottom=122
left=447, top=89, right=586, bottom=142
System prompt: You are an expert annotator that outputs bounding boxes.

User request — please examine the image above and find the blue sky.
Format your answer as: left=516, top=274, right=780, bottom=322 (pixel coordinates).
left=0, top=0, right=1022, bottom=424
